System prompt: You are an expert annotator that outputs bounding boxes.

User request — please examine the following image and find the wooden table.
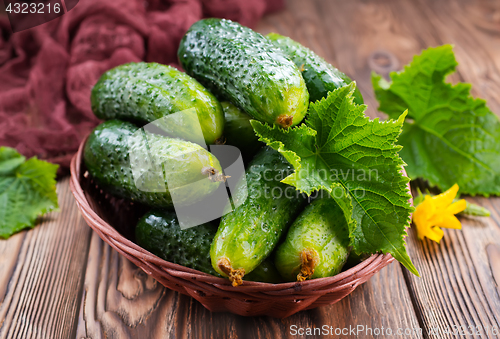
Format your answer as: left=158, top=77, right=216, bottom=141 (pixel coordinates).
left=1, top=0, right=500, bottom=338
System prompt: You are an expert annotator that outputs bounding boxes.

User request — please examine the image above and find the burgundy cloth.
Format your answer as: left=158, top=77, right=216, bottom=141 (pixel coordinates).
left=0, top=0, right=283, bottom=171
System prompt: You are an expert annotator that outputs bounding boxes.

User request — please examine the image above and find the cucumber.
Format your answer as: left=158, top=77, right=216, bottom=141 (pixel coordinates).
left=274, top=195, right=350, bottom=282
left=84, top=120, right=223, bottom=208
left=90, top=62, right=224, bottom=145
left=136, top=209, right=280, bottom=281
left=210, top=147, right=306, bottom=286
left=136, top=209, right=218, bottom=275
left=266, top=33, right=364, bottom=105
left=178, top=18, right=309, bottom=128
left=220, top=101, right=262, bottom=161
left=245, top=258, right=283, bottom=284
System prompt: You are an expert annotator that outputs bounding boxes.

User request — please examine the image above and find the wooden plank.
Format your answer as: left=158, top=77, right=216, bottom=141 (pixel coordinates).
left=396, top=6, right=500, bottom=334
left=75, top=232, right=241, bottom=339
left=76, top=233, right=421, bottom=339
left=368, top=0, right=500, bottom=337
left=412, top=0, right=500, bottom=112
left=0, top=178, right=92, bottom=339
left=404, top=196, right=500, bottom=338
left=256, top=0, right=423, bottom=120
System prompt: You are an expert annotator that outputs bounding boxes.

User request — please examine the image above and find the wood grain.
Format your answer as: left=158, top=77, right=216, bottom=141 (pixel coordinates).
left=75, top=231, right=241, bottom=339
left=75, top=233, right=421, bottom=339
left=337, top=0, right=500, bottom=337
left=0, top=178, right=92, bottom=339
left=403, top=196, right=500, bottom=338
left=256, top=0, right=422, bottom=119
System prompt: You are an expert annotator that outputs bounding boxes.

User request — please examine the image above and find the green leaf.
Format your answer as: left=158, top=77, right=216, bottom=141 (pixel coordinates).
left=251, top=83, right=418, bottom=276
left=0, top=147, right=59, bottom=238
left=372, top=45, right=500, bottom=196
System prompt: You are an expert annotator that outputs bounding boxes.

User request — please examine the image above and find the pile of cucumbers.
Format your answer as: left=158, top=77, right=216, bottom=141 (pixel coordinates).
left=85, top=18, right=363, bottom=286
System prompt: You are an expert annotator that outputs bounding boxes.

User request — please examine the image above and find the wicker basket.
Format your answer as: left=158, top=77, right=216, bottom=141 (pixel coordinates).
left=69, top=136, right=399, bottom=318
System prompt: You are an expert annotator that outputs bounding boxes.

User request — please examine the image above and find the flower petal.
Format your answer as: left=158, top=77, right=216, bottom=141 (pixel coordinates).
left=416, top=221, right=431, bottom=240
left=436, top=214, right=462, bottom=230
left=446, top=199, right=467, bottom=215
left=431, top=183, right=459, bottom=209
left=428, top=226, right=444, bottom=243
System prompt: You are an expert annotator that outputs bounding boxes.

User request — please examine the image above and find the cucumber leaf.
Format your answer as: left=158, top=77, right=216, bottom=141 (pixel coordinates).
left=0, top=147, right=59, bottom=239
left=372, top=45, right=500, bottom=196
left=251, top=83, right=417, bottom=276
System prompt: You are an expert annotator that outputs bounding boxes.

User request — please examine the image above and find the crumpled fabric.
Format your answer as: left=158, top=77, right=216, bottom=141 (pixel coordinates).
left=0, top=0, right=283, bottom=171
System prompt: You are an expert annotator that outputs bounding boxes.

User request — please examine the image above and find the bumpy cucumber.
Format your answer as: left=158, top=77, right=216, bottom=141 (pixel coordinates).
left=136, top=209, right=280, bottom=281
left=91, top=62, right=224, bottom=144
left=178, top=18, right=309, bottom=128
left=245, top=258, right=283, bottom=283
left=210, top=147, right=306, bottom=286
left=274, top=196, right=350, bottom=282
left=84, top=120, right=223, bottom=208
left=220, top=101, right=262, bottom=161
left=136, top=210, right=218, bottom=275
left=266, top=33, right=364, bottom=105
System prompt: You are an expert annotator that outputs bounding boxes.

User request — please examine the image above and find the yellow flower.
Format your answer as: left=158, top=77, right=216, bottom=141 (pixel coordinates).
left=413, top=184, right=467, bottom=243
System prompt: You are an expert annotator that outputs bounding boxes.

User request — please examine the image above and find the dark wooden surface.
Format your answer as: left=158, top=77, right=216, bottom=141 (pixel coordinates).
left=1, top=0, right=500, bottom=338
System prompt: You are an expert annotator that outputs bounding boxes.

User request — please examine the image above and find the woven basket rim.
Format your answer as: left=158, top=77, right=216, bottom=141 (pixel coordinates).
left=69, top=135, right=396, bottom=291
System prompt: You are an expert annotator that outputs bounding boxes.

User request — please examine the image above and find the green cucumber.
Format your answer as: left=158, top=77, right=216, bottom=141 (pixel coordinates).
left=91, top=62, right=224, bottom=145
left=220, top=101, right=262, bottom=161
left=245, top=258, right=283, bottom=284
left=274, top=196, right=350, bottom=281
left=266, top=33, right=364, bottom=105
left=84, top=120, right=223, bottom=208
left=136, top=209, right=280, bottom=281
left=178, top=18, right=309, bottom=128
left=136, top=209, right=218, bottom=275
left=210, top=147, right=306, bottom=286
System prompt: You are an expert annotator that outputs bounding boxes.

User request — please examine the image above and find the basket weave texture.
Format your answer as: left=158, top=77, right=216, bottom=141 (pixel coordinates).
left=70, top=137, right=396, bottom=318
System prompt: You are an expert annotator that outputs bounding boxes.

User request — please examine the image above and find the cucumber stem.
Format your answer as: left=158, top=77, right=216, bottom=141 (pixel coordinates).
left=297, top=249, right=318, bottom=282
left=218, top=257, right=245, bottom=287
left=201, top=167, right=230, bottom=182
left=215, top=137, right=226, bottom=145
left=277, top=114, right=294, bottom=128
